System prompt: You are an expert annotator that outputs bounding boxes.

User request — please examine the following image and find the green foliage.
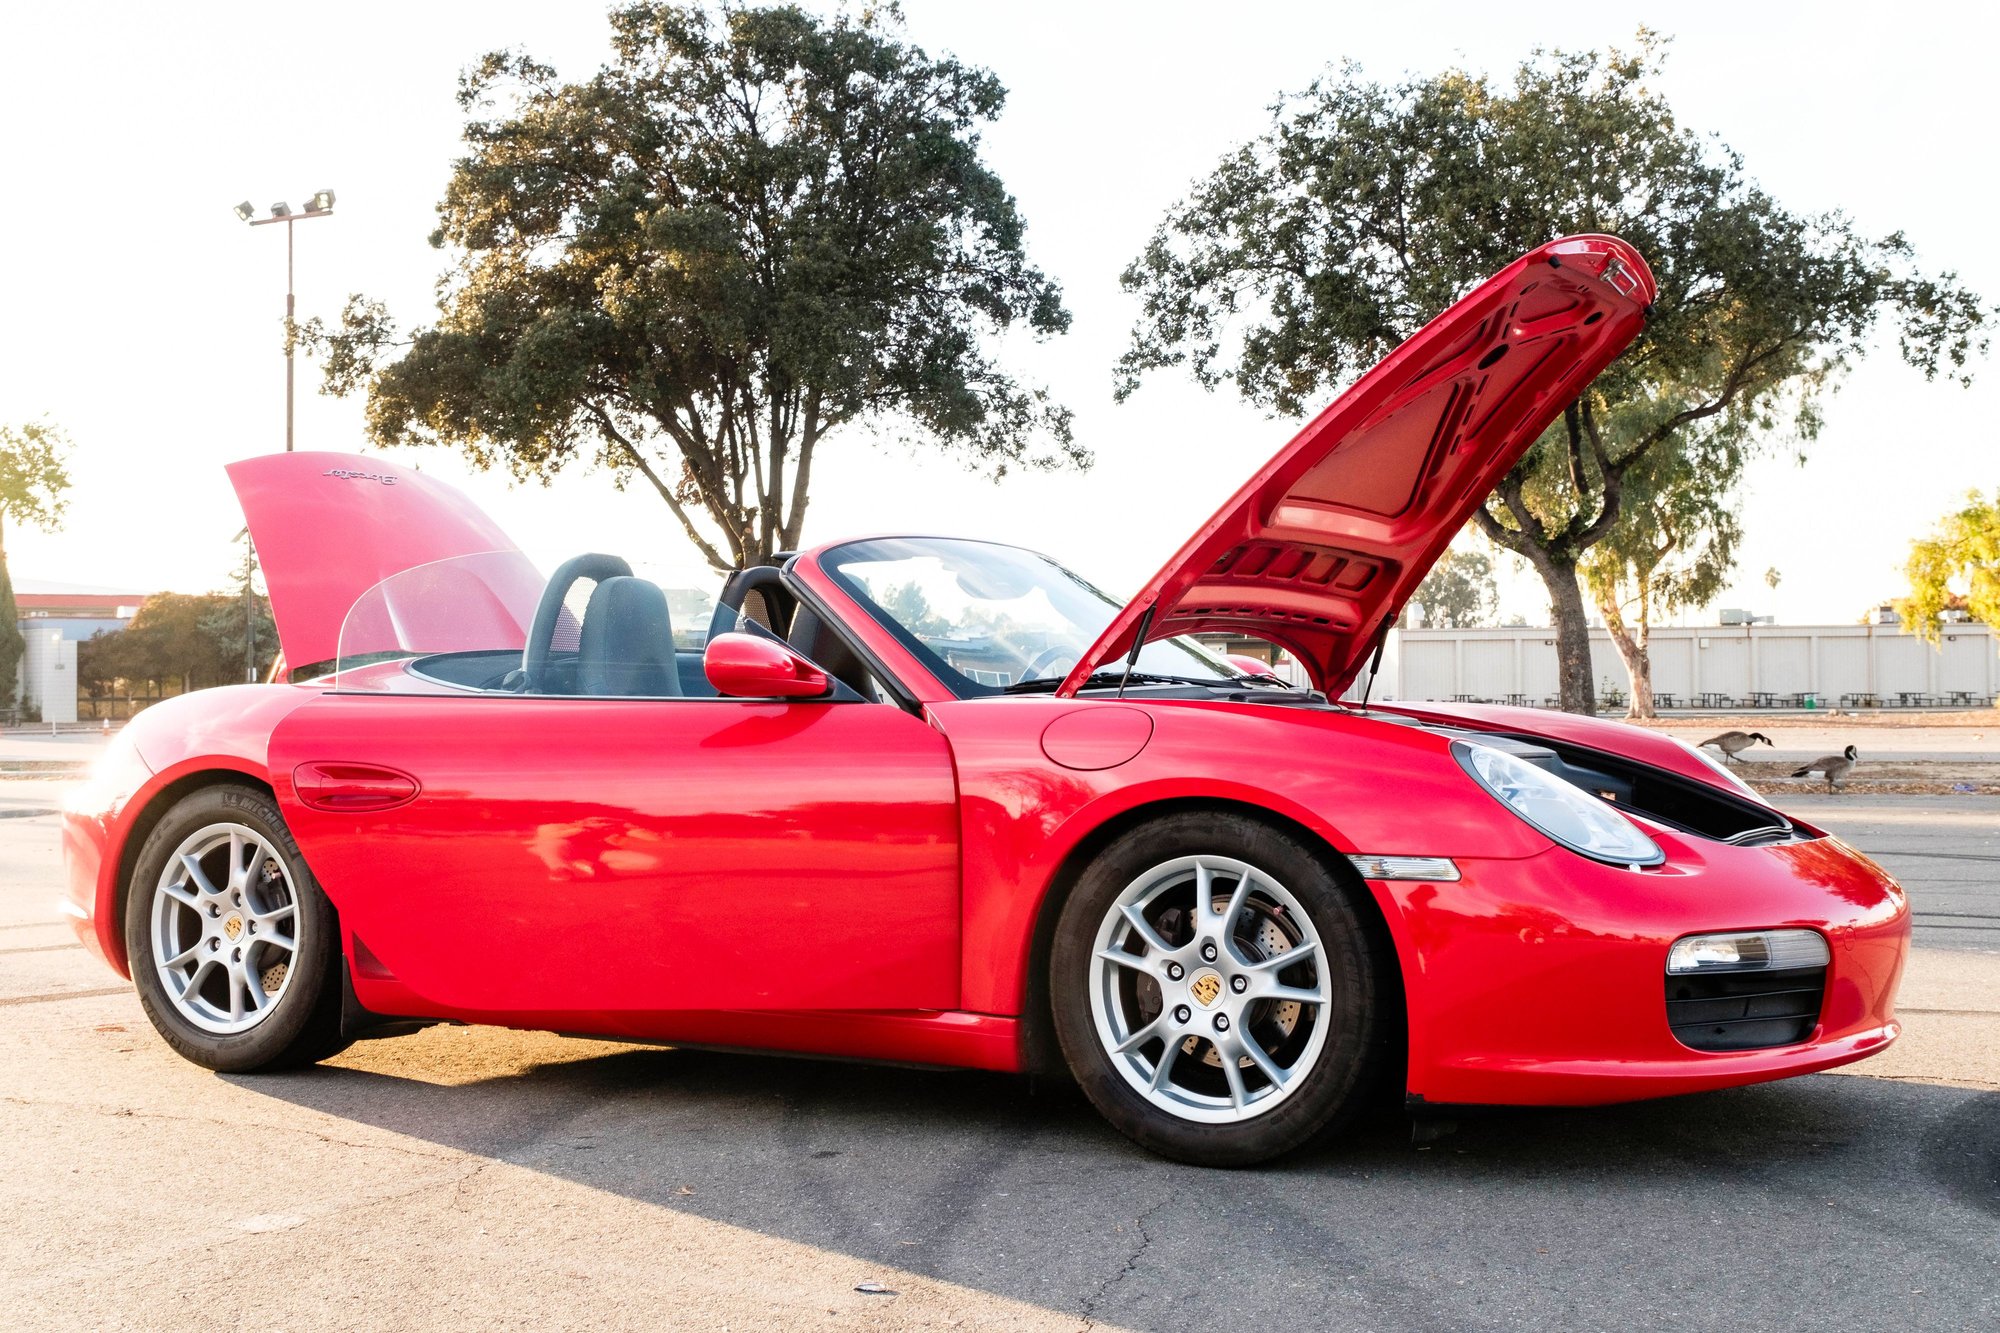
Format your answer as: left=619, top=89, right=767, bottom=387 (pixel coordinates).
left=1116, top=33, right=1988, bottom=709
left=200, top=541, right=278, bottom=683
left=1581, top=401, right=1745, bottom=633
left=77, top=592, right=277, bottom=697
left=1899, top=490, right=2000, bottom=644
left=307, top=2, right=1078, bottom=571
left=0, top=420, right=73, bottom=703
left=1411, top=546, right=1497, bottom=628
left=0, top=421, right=72, bottom=532
left=0, top=559, right=18, bottom=711
left=877, top=580, right=949, bottom=637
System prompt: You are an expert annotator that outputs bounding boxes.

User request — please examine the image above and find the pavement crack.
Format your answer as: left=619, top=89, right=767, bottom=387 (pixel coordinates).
left=453, top=1158, right=494, bottom=1212
left=1843, top=1072, right=2000, bottom=1090
left=1076, top=1195, right=1168, bottom=1330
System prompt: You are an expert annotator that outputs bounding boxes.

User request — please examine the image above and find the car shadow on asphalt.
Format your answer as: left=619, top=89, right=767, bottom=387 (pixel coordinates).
left=227, top=1037, right=2000, bottom=1327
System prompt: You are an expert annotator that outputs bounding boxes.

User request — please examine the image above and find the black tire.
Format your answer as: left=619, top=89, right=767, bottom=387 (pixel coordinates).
left=124, top=783, right=350, bottom=1072
left=1050, top=811, right=1389, bottom=1166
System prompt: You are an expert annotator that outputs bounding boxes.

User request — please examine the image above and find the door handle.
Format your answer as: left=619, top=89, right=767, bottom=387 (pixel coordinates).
left=293, top=762, right=421, bottom=812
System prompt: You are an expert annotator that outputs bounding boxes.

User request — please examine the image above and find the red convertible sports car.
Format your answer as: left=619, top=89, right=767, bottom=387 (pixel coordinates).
left=62, top=236, right=1908, bottom=1165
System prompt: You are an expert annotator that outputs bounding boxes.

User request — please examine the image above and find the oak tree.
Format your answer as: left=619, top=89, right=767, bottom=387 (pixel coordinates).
left=1410, top=546, right=1498, bottom=629
left=0, top=421, right=73, bottom=706
left=310, top=3, right=1079, bottom=571
left=1581, top=415, right=1743, bottom=718
left=1117, top=34, right=1987, bottom=711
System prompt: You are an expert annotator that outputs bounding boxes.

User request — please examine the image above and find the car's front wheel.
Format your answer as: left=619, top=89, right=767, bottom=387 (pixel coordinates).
left=1050, top=812, right=1390, bottom=1166
left=125, top=783, right=349, bottom=1072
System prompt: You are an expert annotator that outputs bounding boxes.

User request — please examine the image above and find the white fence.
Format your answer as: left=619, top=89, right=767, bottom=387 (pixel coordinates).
left=1380, top=622, right=1998, bottom=707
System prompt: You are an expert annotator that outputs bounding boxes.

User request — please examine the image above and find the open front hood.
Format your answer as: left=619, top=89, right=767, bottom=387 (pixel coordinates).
left=1058, top=235, right=1655, bottom=697
left=228, top=452, right=526, bottom=673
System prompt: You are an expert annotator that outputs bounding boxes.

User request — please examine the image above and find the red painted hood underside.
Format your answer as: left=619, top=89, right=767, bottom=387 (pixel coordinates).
left=1058, top=235, right=1655, bottom=696
left=227, top=452, right=526, bottom=673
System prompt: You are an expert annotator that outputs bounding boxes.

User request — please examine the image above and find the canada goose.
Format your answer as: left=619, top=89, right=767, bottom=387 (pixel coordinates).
left=1791, top=745, right=1859, bottom=791
left=1700, top=730, right=1774, bottom=762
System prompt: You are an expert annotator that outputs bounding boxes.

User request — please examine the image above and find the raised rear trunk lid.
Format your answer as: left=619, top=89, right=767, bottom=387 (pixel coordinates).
left=227, top=452, right=526, bottom=675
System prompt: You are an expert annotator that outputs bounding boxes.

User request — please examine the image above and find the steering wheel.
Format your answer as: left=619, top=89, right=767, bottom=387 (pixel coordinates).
left=522, top=553, right=633, bottom=693
left=1022, top=646, right=1079, bottom=682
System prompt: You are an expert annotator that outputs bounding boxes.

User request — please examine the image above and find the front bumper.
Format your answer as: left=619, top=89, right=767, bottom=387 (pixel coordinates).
left=59, top=730, right=156, bottom=977
left=1366, top=831, right=1909, bottom=1107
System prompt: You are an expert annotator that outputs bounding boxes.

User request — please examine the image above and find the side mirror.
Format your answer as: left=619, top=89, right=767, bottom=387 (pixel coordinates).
left=703, top=632, right=831, bottom=699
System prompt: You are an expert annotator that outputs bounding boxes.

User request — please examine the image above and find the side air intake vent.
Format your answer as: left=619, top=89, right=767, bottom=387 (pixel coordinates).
left=1666, top=967, right=1825, bottom=1052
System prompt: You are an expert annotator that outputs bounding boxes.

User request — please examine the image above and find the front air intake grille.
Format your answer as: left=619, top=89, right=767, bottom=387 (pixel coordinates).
left=1666, top=966, right=1825, bottom=1052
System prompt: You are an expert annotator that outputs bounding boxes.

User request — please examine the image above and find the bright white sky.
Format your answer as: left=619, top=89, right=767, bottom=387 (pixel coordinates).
left=3, top=1, right=1994, bottom=625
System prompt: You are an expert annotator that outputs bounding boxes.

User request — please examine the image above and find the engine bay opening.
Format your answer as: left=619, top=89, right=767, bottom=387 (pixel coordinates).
left=1458, top=730, right=1805, bottom=846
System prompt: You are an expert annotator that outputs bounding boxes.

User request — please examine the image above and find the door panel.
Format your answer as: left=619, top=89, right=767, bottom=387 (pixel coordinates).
left=269, top=695, right=960, bottom=1015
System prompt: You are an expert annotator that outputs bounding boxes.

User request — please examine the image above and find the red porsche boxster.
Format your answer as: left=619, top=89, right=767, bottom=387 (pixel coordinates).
left=61, top=236, right=1908, bottom=1165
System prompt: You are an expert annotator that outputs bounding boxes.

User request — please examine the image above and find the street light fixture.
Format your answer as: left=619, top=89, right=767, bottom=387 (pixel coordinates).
left=234, top=189, right=336, bottom=451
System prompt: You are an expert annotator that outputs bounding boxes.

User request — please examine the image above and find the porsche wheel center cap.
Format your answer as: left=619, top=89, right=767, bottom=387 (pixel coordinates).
left=222, top=914, right=244, bottom=942
left=1189, top=969, right=1224, bottom=1008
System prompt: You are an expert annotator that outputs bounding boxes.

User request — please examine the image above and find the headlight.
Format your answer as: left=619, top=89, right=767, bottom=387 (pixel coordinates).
left=1666, top=929, right=1829, bottom=974
left=1666, top=735, right=1762, bottom=800
left=1454, top=741, right=1664, bottom=867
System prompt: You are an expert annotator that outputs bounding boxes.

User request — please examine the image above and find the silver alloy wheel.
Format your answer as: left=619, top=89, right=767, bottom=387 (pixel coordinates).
left=148, top=822, right=300, bottom=1035
left=1088, top=854, right=1331, bottom=1124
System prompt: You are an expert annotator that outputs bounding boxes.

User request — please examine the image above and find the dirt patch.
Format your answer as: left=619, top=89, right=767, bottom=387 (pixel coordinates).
left=1732, top=757, right=2000, bottom=796
left=1749, top=779, right=2000, bottom=796
left=1629, top=709, right=1999, bottom=731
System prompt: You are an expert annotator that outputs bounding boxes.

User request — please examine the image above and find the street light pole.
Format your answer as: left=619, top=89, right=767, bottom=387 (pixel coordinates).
left=286, top=218, right=295, bottom=450
left=235, top=191, right=336, bottom=451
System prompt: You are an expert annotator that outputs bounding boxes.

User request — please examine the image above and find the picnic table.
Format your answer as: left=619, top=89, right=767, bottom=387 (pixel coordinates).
left=1747, top=691, right=1777, bottom=708
left=1504, top=692, right=1528, bottom=707
left=1654, top=692, right=1679, bottom=709
left=1842, top=692, right=1879, bottom=709
left=1699, top=692, right=1731, bottom=709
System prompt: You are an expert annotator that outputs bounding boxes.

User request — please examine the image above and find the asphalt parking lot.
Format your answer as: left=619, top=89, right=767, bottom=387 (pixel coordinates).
left=3, top=789, right=1995, bottom=1331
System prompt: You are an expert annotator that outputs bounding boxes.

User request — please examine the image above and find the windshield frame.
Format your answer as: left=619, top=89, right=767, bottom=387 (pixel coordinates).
left=816, top=535, right=1249, bottom=701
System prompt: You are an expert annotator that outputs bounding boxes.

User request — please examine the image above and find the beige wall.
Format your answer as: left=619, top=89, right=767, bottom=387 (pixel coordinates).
left=1388, top=623, right=1997, bottom=705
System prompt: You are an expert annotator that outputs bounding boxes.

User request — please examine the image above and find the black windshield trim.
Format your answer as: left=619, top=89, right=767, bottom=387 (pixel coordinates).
left=782, top=559, right=925, bottom=715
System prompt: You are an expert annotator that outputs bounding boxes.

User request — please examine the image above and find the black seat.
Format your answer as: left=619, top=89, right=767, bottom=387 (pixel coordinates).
left=577, top=577, right=681, bottom=697
left=787, top=607, right=876, bottom=699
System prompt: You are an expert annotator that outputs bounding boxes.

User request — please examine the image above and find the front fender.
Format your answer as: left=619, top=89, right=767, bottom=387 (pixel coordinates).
left=62, top=686, right=320, bottom=975
left=933, top=696, right=1551, bottom=1017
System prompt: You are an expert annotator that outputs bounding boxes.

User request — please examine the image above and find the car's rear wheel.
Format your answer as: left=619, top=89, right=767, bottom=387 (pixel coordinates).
left=1051, top=812, right=1388, bottom=1166
left=125, top=783, right=349, bottom=1072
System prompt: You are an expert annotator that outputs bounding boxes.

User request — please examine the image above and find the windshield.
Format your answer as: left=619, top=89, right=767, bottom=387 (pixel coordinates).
left=820, top=537, right=1243, bottom=696
left=331, top=550, right=545, bottom=684
left=330, top=551, right=729, bottom=694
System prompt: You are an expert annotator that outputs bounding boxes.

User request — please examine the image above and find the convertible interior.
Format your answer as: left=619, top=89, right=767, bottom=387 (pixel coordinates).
left=406, top=553, right=889, bottom=703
